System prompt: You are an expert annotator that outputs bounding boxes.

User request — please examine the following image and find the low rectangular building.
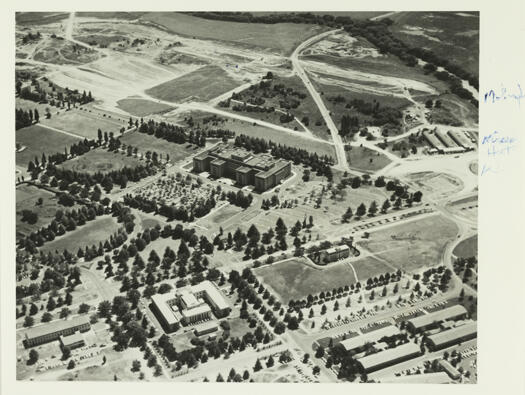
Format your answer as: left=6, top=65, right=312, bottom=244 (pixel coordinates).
left=436, top=129, right=458, bottom=148
left=194, top=321, right=219, bottom=336
left=325, top=245, right=351, bottom=263
left=438, top=359, right=461, bottom=380
left=23, top=316, right=90, bottom=348
left=426, top=321, right=477, bottom=351
left=423, top=131, right=446, bottom=153
left=448, top=130, right=475, bottom=151
left=406, top=305, right=468, bottom=333
left=60, top=332, right=85, bottom=350
left=357, top=342, right=422, bottom=373
left=381, top=372, right=452, bottom=384
left=340, top=325, right=400, bottom=353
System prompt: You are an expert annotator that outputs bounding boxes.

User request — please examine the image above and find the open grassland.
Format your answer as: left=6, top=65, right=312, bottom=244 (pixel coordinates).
left=76, top=12, right=147, bottom=20
left=350, top=256, right=395, bottom=281
left=388, top=11, right=479, bottom=77
left=145, top=65, right=240, bottom=102
left=140, top=12, right=328, bottom=55
left=59, top=148, right=142, bottom=174
left=16, top=125, right=81, bottom=168
left=120, top=131, right=200, bottom=163
left=33, top=39, right=100, bottom=65
left=453, top=235, right=477, bottom=258
left=303, top=53, right=448, bottom=94
left=116, top=98, right=174, bottom=117
left=345, top=146, right=392, bottom=173
left=216, top=119, right=336, bottom=160
left=255, top=258, right=357, bottom=303
left=42, top=109, right=126, bottom=139
left=16, top=185, right=76, bottom=239
left=40, top=215, right=122, bottom=254
left=359, top=214, right=458, bottom=272
left=16, top=12, right=69, bottom=25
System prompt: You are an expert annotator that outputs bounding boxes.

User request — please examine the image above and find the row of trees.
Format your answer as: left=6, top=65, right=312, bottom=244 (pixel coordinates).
left=15, top=108, right=39, bottom=130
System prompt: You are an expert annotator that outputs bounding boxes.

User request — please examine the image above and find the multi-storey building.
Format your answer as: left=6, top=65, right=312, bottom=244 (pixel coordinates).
left=193, top=144, right=291, bottom=192
left=23, top=316, right=91, bottom=348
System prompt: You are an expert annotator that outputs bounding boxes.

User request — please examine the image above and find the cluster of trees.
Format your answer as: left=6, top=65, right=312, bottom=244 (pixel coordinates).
left=15, top=108, right=39, bottom=130
left=234, top=134, right=334, bottom=180
left=137, top=118, right=206, bottom=146
left=46, top=161, right=157, bottom=194
left=18, top=202, right=108, bottom=253
left=419, top=265, right=454, bottom=293
left=453, top=256, right=477, bottom=287
left=21, top=31, right=42, bottom=44
left=225, top=190, right=253, bottom=209
left=229, top=268, right=290, bottom=334
left=27, top=139, right=97, bottom=174
left=16, top=77, right=94, bottom=107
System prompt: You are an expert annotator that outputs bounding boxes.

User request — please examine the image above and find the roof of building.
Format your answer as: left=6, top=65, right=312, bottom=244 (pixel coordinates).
left=180, top=290, right=200, bottom=308
left=192, top=281, right=230, bottom=311
left=423, top=131, right=445, bottom=149
left=211, top=158, right=226, bottom=166
left=340, top=325, right=400, bottom=352
left=427, top=321, right=477, bottom=347
left=194, top=320, right=218, bottom=334
left=194, top=152, right=211, bottom=160
left=254, top=159, right=290, bottom=179
left=381, top=372, right=452, bottom=384
left=236, top=166, right=253, bottom=174
left=407, top=305, right=468, bottom=330
left=438, top=359, right=461, bottom=378
left=448, top=130, right=474, bottom=148
left=151, top=293, right=180, bottom=326
left=436, top=129, right=458, bottom=148
left=326, top=245, right=350, bottom=255
left=357, top=342, right=421, bottom=371
left=60, top=332, right=85, bottom=347
left=25, top=316, right=90, bottom=340
left=181, top=303, right=211, bottom=318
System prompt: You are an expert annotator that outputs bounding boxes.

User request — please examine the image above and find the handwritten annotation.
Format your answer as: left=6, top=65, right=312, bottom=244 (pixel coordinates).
left=480, top=131, right=518, bottom=176
left=484, top=83, right=524, bottom=107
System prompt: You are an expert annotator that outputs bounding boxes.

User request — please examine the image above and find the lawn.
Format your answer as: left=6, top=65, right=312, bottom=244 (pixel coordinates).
left=140, top=12, right=328, bottom=55
left=59, top=148, right=142, bottom=174
left=345, top=146, right=392, bottom=173
left=453, top=235, right=477, bottom=258
left=145, top=65, right=240, bottom=103
left=120, top=131, right=200, bottom=163
left=350, top=256, right=395, bottom=282
left=218, top=119, right=336, bottom=160
left=16, top=124, right=81, bottom=168
left=16, top=184, right=78, bottom=240
left=116, top=98, right=174, bottom=117
left=255, top=258, right=357, bottom=303
left=42, top=109, right=126, bottom=140
left=40, top=215, right=123, bottom=254
left=358, top=214, right=458, bottom=273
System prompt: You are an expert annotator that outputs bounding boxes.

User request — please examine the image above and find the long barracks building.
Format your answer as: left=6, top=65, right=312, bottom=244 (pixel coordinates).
left=193, top=144, right=291, bottom=192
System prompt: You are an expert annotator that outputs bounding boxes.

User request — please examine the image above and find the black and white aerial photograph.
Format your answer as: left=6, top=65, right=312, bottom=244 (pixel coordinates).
left=14, top=9, right=483, bottom=384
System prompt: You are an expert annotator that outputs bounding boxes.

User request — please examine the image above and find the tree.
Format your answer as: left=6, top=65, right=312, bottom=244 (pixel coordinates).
left=97, top=300, right=112, bottom=318
left=62, top=346, right=71, bottom=360
left=315, top=346, right=325, bottom=358
left=266, top=355, right=275, bottom=367
left=243, top=370, right=250, bottom=380
left=131, top=360, right=141, bottom=372
left=381, top=199, right=391, bottom=213
left=356, top=203, right=367, bottom=218
left=59, top=307, right=71, bottom=318
left=342, top=207, right=353, bottom=223
left=303, top=353, right=310, bottom=363
left=368, top=201, right=378, bottom=216
left=29, top=303, right=38, bottom=316
left=41, top=312, right=52, bottom=322
left=24, top=316, right=34, bottom=327
left=425, top=99, right=434, bottom=109
left=28, top=349, right=39, bottom=365
left=312, top=366, right=320, bottom=375
left=216, top=373, right=225, bottom=382
left=67, top=360, right=76, bottom=369
left=253, top=358, right=263, bottom=372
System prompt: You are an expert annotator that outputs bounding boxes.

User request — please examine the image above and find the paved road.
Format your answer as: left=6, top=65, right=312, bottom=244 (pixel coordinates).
left=290, top=29, right=349, bottom=171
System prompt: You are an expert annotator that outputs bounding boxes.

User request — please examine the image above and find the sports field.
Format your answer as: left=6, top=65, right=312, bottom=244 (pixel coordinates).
left=116, top=98, right=174, bottom=117
left=145, top=65, right=240, bottom=103
left=358, top=214, right=458, bottom=272
left=120, top=131, right=200, bottom=163
left=59, top=148, right=142, bottom=174
left=350, top=256, right=395, bottom=282
left=140, top=12, right=328, bottom=55
left=40, top=216, right=122, bottom=254
left=255, top=258, right=357, bottom=303
left=16, top=125, right=81, bottom=168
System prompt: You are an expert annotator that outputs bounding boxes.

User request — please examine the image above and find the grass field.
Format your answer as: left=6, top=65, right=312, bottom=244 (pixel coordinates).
left=350, top=256, right=395, bottom=282
left=453, top=235, right=477, bottom=258
left=120, top=131, right=200, bottom=163
left=16, top=184, right=77, bottom=239
left=359, top=214, right=458, bottom=272
left=218, top=119, right=336, bottom=160
left=145, top=65, right=240, bottom=103
left=16, top=12, right=69, bottom=25
left=116, top=98, right=174, bottom=117
left=140, top=12, right=328, bottom=55
left=16, top=125, right=81, bottom=168
left=59, top=148, right=142, bottom=174
left=42, top=109, right=126, bottom=140
left=255, top=258, right=357, bottom=303
left=346, top=146, right=392, bottom=172
left=40, top=215, right=122, bottom=254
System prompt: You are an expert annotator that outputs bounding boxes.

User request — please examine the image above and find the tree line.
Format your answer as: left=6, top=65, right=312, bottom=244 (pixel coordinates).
left=15, top=108, right=39, bottom=130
